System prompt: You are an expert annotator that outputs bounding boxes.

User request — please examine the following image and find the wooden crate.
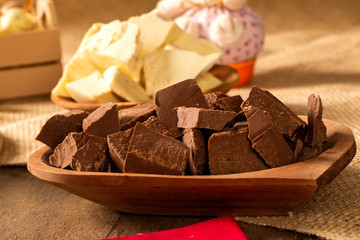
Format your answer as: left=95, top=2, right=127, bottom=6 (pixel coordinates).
left=0, top=0, right=62, bottom=100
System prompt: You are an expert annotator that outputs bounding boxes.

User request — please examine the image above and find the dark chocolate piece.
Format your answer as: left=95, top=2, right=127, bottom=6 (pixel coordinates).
left=241, top=86, right=307, bottom=142
left=106, top=157, right=120, bottom=173
left=252, top=128, right=296, bottom=167
left=83, top=102, right=120, bottom=137
left=205, top=92, right=229, bottom=109
left=124, top=122, right=189, bottom=175
left=176, top=107, right=237, bottom=131
left=36, top=110, right=88, bottom=149
left=293, top=139, right=304, bottom=159
left=155, top=79, right=209, bottom=129
left=142, top=116, right=182, bottom=138
left=307, top=94, right=327, bottom=147
left=49, top=132, right=107, bottom=172
left=208, top=128, right=269, bottom=175
left=118, top=102, right=156, bottom=130
left=299, top=145, right=323, bottom=161
left=107, top=128, right=134, bottom=172
left=224, top=111, right=246, bottom=128
left=182, top=128, right=207, bottom=175
left=247, top=108, right=296, bottom=168
left=213, top=95, right=243, bottom=113
left=232, top=121, right=248, bottom=131
left=246, top=108, right=273, bottom=142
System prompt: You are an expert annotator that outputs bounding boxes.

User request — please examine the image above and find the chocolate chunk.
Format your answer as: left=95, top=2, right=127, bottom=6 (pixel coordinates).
left=118, top=102, right=156, bottom=130
left=241, top=87, right=307, bottom=142
left=247, top=108, right=296, bottom=168
left=205, top=92, right=229, bottom=109
left=83, top=102, right=120, bottom=137
left=246, top=108, right=273, bottom=142
left=106, top=158, right=120, bottom=173
left=124, top=122, right=189, bottom=175
left=224, top=111, right=246, bottom=128
left=213, top=95, right=243, bottom=113
left=307, top=94, right=327, bottom=147
left=155, top=79, right=209, bottom=129
left=208, top=128, right=269, bottom=175
left=142, top=116, right=182, bottom=138
left=182, top=128, right=207, bottom=175
left=232, top=121, right=248, bottom=131
left=176, top=107, right=237, bottom=131
left=298, top=145, right=323, bottom=161
left=36, top=110, right=88, bottom=149
left=292, top=139, right=304, bottom=160
left=107, top=128, right=134, bottom=172
left=49, top=132, right=108, bottom=172
left=252, top=128, right=296, bottom=167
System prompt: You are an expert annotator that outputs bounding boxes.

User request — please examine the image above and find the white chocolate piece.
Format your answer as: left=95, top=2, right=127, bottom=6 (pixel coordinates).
left=52, top=52, right=97, bottom=98
left=129, top=10, right=183, bottom=55
left=196, top=72, right=222, bottom=92
left=222, top=0, right=248, bottom=10
left=66, top=71, right=119, bottom=103
left=77, top=20, right=126, bottom=53
left=104, top=22, right=141, bottom=81
left=103, top=66, right=150, bottom=102
left=143, top=47, right=219, bottom=96
left=208, top=14, right=244, bottom=49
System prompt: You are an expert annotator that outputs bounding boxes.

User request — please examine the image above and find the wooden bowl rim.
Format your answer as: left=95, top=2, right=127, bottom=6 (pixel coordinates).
left=27, top=117, right=356, bottom=191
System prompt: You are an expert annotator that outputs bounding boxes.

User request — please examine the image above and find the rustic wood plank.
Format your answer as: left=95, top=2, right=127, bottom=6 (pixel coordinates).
left=0, top=167, right=319, bottom=239
left=0, top=167, right=119, bottom=240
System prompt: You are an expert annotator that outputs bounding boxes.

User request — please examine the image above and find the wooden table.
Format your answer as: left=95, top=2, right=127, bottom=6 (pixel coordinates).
left=0, top=167, right=320, bottom=240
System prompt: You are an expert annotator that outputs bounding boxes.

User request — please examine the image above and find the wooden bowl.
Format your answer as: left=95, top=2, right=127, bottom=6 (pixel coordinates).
left=27, top=117, right=356, bottom=216
left=50, top=65, right=239, bottom=112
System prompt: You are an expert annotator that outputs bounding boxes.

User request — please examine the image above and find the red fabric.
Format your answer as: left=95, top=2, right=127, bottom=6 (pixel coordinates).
left=102, top=216, right=248, bottom=240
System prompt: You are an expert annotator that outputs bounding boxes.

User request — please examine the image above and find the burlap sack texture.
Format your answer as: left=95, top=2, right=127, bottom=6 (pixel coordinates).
left=0, top=0, right=358, bottom=239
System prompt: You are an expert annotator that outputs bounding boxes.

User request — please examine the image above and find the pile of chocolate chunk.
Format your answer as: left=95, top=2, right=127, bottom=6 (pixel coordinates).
left=36, top=79, right=327, bottom=175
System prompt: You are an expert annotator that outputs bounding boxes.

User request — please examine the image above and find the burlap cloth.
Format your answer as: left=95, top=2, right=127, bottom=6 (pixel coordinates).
left=0, top=0, right=359, bottom=239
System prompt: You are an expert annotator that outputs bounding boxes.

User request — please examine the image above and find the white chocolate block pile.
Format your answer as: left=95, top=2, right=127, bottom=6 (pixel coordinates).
left=53, top=11, right=222, bottom=103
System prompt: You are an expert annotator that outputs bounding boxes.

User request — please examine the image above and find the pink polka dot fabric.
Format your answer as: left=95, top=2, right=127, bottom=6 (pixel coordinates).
left=179, top=6, right=265, bottom=64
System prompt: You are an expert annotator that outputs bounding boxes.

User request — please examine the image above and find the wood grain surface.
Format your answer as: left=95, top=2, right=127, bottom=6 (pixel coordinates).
left=0, top=167, right=320, bottom=240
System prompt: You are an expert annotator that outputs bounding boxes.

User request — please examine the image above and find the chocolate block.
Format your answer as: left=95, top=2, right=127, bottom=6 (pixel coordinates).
left=36, top=110, right=88, bottom=149
left=118, top=102, right=156, bottom=130
left=107, top=128, right=134, bottom=172
left=182, top=128, right=207, bottom=175
left=205, top=92, right=229, bottom=109
left=247, top=108, right=296, bottom=168
left=208, top=128, right=269, bottom=175
left=155, top=79, right=209, bottom=129
left=241, top=87, right=307, bottom=142
left=232, top=121, right=248, bottom=131
left=177, top=107, right=237, bottom=131
left=83, top=102, right=120, bottom=137
left=143, top=116, right=182, bottom=139
left=293, top=139, right=304, bottom=159
left=49, top=132, right=108, bottom=172
left=307, top=94, right=327, bottom=147
left=213, top=95, right=243, bottom=113
left=299, top=145, right=323, bottom=161
left=124, top=122, right=189, bottom=175
left=224, top=111, right=246, bottom=128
